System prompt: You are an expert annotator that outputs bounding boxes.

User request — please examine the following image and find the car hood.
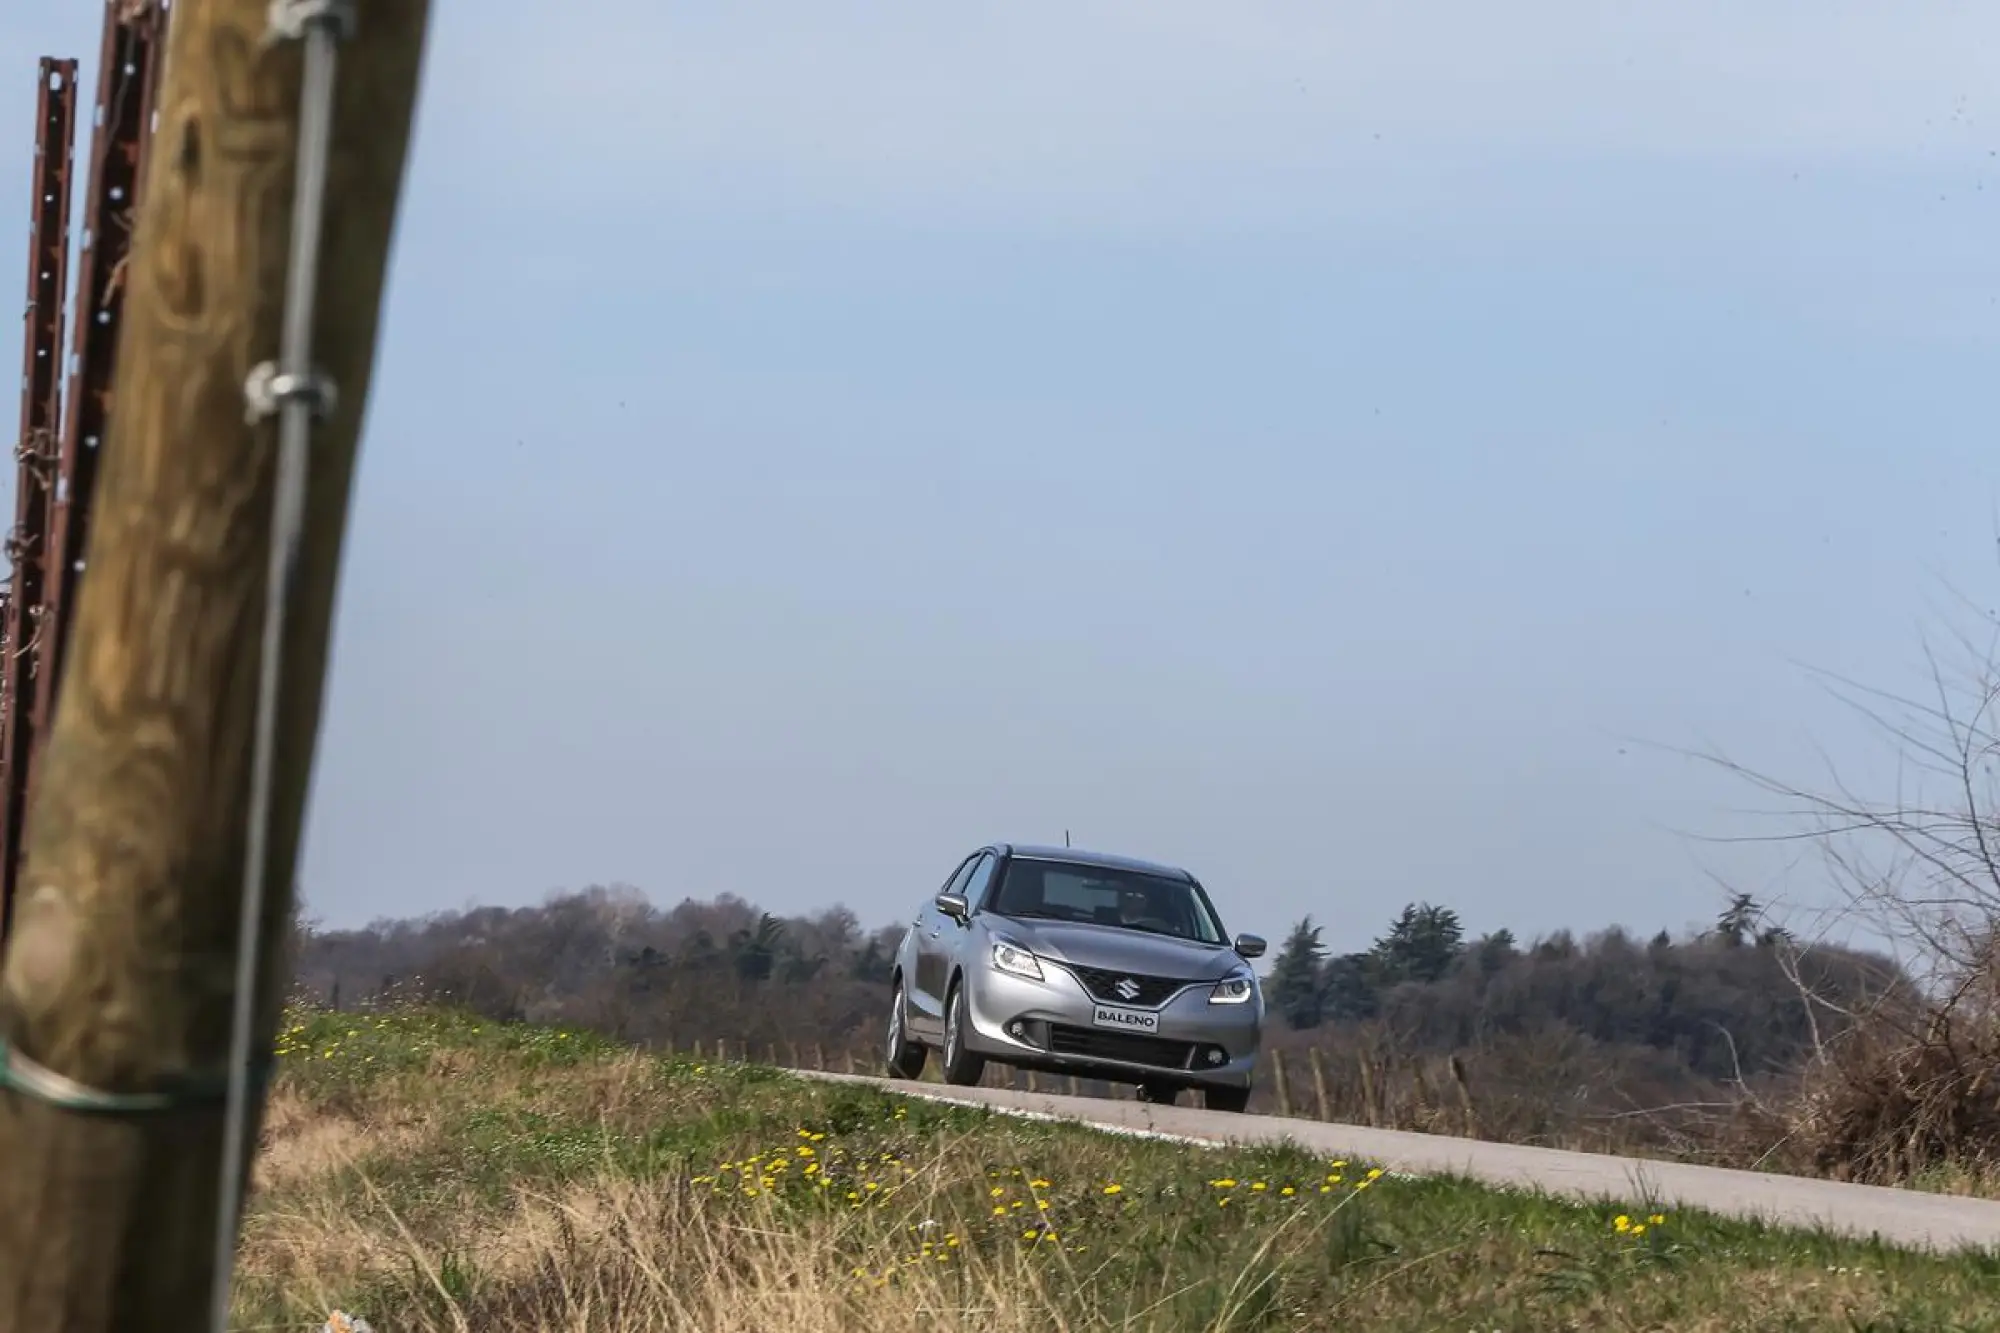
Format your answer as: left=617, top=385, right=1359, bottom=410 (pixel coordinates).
left=986, top=916, right=1247, bottom=982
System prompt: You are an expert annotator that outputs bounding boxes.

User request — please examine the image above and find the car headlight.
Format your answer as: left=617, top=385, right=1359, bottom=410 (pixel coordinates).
left=1208, top=969, right=1255, bottom=1005
left=991, top=938, right=1044, bottom=982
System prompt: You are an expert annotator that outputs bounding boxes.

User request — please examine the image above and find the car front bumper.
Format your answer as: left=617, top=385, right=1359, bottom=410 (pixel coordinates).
left=958, top=957, right=1262, bottom=1088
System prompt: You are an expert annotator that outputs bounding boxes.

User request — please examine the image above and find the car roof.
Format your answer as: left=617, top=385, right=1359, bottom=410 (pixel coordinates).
left=996, top=843, right=1196, bottom=882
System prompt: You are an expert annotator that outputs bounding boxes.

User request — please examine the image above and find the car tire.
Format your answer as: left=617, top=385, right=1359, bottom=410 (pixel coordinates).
left=940, top=980, right=986, bottom=1087
left=1203, top=1085, right=1252, bottom=1114
left=885, top=982, right=926, bottom=1080
left=1136, top=1082, right=1180, bottom=1106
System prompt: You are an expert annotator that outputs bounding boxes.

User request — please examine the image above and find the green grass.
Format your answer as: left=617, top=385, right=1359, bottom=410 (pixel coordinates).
left=237, top=1005, right=2000, bottom=1332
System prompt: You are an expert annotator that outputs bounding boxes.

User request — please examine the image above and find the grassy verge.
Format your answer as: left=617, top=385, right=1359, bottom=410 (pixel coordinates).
left=239, top=1006, right=2000, bottom=1332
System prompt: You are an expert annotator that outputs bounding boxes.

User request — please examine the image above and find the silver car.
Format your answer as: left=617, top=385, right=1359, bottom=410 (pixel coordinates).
left=885, top=843, right=1266, bottom=1111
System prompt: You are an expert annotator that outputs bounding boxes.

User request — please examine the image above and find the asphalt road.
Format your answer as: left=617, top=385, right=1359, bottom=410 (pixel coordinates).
left=800, top=1071, right=2000, bottom=1255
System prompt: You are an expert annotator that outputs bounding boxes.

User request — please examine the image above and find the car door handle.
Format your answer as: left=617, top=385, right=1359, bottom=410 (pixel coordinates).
left=926, top=927, right=941, bottom=938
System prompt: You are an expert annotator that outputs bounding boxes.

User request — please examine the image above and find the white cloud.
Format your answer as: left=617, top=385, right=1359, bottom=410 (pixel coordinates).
left=424, top=0, right=2000, bottom=226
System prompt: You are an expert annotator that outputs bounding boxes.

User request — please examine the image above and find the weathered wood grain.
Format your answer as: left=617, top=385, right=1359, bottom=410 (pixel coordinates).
left=0, top=1, right=430, bottom=1325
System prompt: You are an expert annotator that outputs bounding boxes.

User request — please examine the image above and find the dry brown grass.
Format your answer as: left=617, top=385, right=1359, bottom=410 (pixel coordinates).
left=225, top=1005, right=2000, bottom=1332
left=1783, top=986, right=2000, bottom=1192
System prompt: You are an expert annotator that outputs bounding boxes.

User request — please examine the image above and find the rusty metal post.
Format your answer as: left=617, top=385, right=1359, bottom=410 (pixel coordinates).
left=0, top=59, right=80, bottom=942
left=31, top=4, right=167, bottom=751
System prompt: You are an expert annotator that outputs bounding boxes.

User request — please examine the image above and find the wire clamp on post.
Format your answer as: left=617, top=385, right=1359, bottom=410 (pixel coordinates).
left=243, top=362, right=338, bottom=423
left=0, top=1036, right=277, bottom=1117
left=266, top=0, right=356, bottom=43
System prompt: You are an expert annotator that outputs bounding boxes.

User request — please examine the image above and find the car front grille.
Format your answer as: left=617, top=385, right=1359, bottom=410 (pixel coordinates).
left=1064, top=965, right=1194, bottom=1008
left=1046, top=1024, right=1197, bottom=1070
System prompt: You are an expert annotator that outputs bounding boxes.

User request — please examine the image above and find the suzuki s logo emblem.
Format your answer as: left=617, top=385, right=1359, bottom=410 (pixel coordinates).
left=1115, top=978, right=1141, bottom=1001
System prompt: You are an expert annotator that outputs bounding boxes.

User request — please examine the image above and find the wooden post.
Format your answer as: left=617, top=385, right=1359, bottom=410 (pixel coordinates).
left=1449, top=1053, right=1478, bottom=1138
left=811, top=1043, right=824, bottom=1071
left=1357, top=1055, right=1378, bottom=1128
left=843, top=1048, right=856, bottom=1075
left=1272, top=1051, right=1292, bottom=1116
left=1308, top=1047, right=1330, bottom=1121
left=0, top=0, right=431, bottom=1327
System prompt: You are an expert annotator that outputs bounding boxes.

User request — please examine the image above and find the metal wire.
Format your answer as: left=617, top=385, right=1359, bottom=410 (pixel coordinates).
left=210, top=8, right=348, bottom=1330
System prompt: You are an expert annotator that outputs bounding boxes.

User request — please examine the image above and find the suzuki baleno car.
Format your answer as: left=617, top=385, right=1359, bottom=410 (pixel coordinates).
left=885, top=843, right=1266, bottom=1110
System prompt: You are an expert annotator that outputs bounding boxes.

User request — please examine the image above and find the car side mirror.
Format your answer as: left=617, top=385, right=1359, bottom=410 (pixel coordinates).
left=936, top=891, right=970, bottom=923
left=1233, top=933, right=1266, bottom=960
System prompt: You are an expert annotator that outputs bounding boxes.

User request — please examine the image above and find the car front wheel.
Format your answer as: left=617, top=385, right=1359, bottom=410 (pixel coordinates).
left=885, top=982, right=926, bottom=1080
left=940, top=981, right=987, bottom=1086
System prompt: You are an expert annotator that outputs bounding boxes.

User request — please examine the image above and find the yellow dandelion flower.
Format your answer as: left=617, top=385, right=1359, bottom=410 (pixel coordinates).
left=1250, top=1181, right=1267, bottom=1192
left=1280, top=1186, right=1295, bottom=1197
left=1648, top=1213, right=1667, bottom=1226
left=1211, top=1178, right=1237, bottom=1189
left=990, top=1187, right=1005, bottom=1198
left=1613, top=1215, right=1631, bottom=1232
left=1103, top=1183, right=1123, bottom=1195
left=1366, top=1168, right=1383, bottom=1180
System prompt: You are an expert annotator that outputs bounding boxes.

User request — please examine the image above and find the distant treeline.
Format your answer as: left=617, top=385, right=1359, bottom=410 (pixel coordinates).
left=293, top=886, right=1905, bottom=1097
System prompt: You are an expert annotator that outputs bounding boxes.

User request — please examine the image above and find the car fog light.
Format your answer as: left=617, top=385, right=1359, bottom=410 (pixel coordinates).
left=1205, top=1047, right=1226, bottom=1065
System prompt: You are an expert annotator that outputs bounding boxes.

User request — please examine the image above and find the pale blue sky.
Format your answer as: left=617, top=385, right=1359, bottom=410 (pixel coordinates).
left=6, top=3, right=1999, bottom=950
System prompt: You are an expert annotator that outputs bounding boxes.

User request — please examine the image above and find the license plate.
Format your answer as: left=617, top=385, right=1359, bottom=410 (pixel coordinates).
left=1091, top=1003, right=1160, bottom=1033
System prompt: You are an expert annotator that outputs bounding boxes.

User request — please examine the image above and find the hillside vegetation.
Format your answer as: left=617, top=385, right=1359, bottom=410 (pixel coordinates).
left=242, top=1004, right=2000, bottom=1332
left=293, top=887, right=1933, bottom=1174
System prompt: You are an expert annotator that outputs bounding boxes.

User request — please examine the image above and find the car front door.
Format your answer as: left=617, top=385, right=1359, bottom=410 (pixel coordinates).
left=912, top=854, right=977, bottom=1034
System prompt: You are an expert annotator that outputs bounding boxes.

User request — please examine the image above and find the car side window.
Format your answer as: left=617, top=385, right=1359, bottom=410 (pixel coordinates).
left=917, top=856, right=976, bottom=922
left=941, top=855, right=979, bottom=899
left=961, top=852, right=998, bottom=911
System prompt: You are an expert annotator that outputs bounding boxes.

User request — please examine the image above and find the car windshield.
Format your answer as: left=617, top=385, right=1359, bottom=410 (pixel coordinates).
left=989, top=857, right=1224, bottom=944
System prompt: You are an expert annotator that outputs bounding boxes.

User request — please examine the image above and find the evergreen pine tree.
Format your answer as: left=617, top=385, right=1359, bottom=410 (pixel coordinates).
left=1268, top=917, right=1330, bottom=1028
